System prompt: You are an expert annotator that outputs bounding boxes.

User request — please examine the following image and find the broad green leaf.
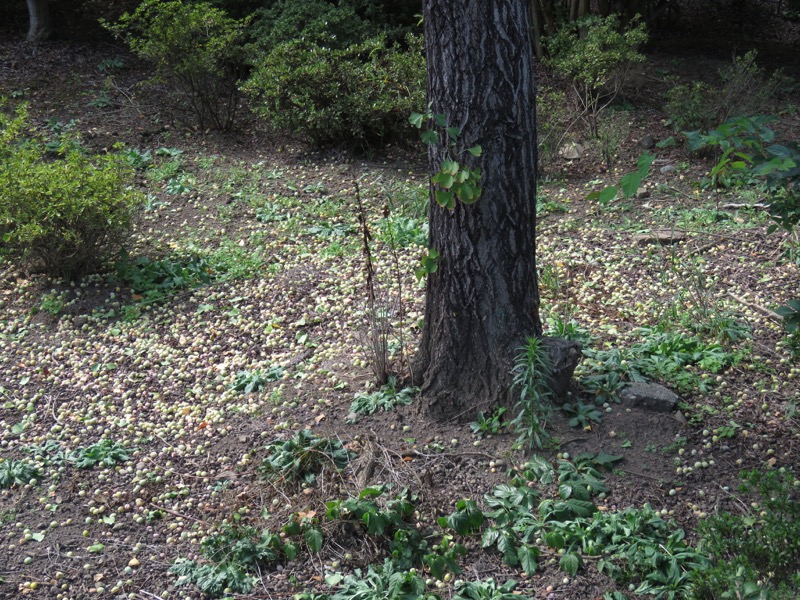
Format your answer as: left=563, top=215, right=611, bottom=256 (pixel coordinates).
left=305, top=528, right=323, bottom=553
left=637, top=152, right=656, bottom=173
left=87, top=543, right=105, bottom=553
left=559, top=552, right=581, bottom=576
left=446, top=126, right=461, bottom=141
left=517, top=544, right=539, bottom=574
left=467, top=145, right=482, bottom=157
left=434, top=113, right=447, bottom=127
left=325, top=572, right=343, bottom=586
left=408, top=112, right=424, bottom=128
left=619, top=172, right=642, bottom=198
left=598, top=186, right=618, bottom=205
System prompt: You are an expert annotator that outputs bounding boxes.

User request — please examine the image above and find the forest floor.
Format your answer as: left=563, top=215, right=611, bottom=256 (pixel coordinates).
left=1, top=7, right=800, bottom=600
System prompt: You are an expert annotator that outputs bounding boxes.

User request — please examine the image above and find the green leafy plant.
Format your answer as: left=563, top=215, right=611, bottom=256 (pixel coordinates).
left=776, top=299, right=800, bottom=333
left=171, top=524, right=288, bottom=597
left=347, top=377, right=417, bottom=422
left=321, top=558, right=436, bottom=600
left=581, top=327, right=744, bottom=396
left=259, top=430, right=353, bottom=485
left=67, top=440, right=134, bottom=469
left=561, top=402, right=603, bottom=429
left=115, top=251, right=214, bottom=304
left=0, top=458, right=41, bottom=488
left=470, top=407, right=508, bottom=437
left=454, top=578, right=531, bottom=600
left=106, top=0, right=249, bottom=131
left=409, top=110, right=482, bottom=209
left=231, top=367, right=284, bottom=393
left=509, top=337, right=554, bottom=451
left=587, top=152, right=655, bottom=206
left=0, top=103, right=140, bottom=279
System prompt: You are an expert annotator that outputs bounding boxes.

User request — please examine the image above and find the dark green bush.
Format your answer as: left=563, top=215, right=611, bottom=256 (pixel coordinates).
left=248, top=0, right=419, bottom=52
left=106, top=0, right=250, bottom=131
left=243, top=33, right=424, bottom=148
left=692, top=469, right=800, bottom=599
left=0, top=104, right=140, bottom=280
left=666, top=51, right=782, bottom=132
left=249, top=0, right=373, bottom=52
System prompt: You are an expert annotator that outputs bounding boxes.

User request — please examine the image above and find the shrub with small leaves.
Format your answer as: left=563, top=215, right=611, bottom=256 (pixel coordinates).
left=106, top=0, right=250, bottom=131
left=243, top=33, right=424, bottom=148
left=0, top=103, right=140, bottom=279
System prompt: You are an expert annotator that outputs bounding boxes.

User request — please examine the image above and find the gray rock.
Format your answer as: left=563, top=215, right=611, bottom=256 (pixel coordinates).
left=558, top=142, right=583, bottom=160
left=619, top=382, right=679, bottom=413
left=639, top=134, right=655, bottom=149
left=541, top=336, right=582, bottom=399
left=659, top=164, right=676, bottom=174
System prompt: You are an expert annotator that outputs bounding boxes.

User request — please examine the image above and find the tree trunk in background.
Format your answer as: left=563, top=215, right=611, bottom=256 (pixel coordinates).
left=414, top=0, right=541, bottom=420
left=26, top=0, right=52, bottom=42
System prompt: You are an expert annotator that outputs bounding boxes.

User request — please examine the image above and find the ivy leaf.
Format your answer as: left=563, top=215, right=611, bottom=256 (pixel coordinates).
left=409, top=112, right=424, bottom=128
left=458, top=182, right=481, bottom=204
left=420, top=130, right=438, bottom=145
left=467, top=145, right=482, bottom=157
left=87, top=543, right=105, bottom=553
left=435, top=190, right=455, bottom=209
left=434, top=113, right=447, bottom=127
left=446, top=126, right=461, bottom=141
left=434, top=172, right=454, bottom=189
left=441, top=159, right=460, bottom=175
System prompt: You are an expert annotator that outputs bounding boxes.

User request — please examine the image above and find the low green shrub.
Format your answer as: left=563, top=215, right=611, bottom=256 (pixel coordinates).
left=0, top=104, right=139, bottom=280
left=243, top=33, right=425, bottom=148
left=106, top=0, right=250, bottom=131
left=666, top=51, right=782, bottom=132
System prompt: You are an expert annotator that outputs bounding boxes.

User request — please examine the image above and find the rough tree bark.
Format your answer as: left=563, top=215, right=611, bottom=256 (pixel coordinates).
left=26, top=0, right=52, bottom=42
left=413, top=0, right=541, bottom=420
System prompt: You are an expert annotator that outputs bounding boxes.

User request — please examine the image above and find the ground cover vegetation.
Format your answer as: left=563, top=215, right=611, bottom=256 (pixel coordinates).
left=1, top=1, right=800, bottom=598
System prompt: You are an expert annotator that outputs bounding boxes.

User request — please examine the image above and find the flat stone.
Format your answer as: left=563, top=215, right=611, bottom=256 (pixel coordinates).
left=619, top=382, right=679, bottom=413
left=633, top=230, right=686, bottom=245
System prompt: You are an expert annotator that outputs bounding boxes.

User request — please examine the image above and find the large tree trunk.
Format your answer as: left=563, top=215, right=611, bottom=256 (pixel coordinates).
left=26, top=0, right=52, bottom=42
left=413, top=0, right=541, bottom=420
